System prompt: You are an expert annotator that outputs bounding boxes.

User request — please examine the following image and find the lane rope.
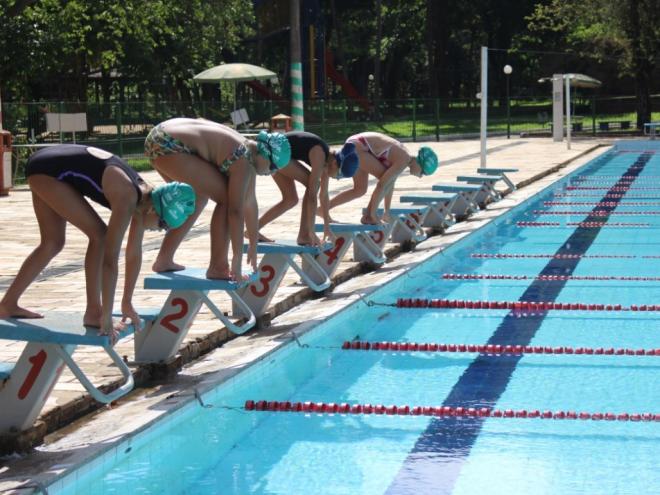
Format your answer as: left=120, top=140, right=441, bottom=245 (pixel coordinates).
left=394, top=297, right=660, bottom=312
left=442, top=273, right=660, bottom=282
left=340, top=340, right=660, bottom=356
left=244, top=400, right=660, bottom=422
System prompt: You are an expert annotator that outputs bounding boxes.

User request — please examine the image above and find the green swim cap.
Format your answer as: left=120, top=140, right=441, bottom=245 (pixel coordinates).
left=417, top=147, right=439, bottom=175
left=256, top=131, right=291, bottom=169
left=152, top=182, right=196, bottom=229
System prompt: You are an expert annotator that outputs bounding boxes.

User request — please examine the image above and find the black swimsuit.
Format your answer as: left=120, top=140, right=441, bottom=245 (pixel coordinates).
left=285, top=131, right=329, bottom=165
left=26, top=144, right=143, bottom=208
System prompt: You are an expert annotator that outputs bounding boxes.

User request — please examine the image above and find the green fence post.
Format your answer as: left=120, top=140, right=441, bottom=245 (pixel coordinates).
left=435, top=98, right=440, bottom=141
left=412, top=98, right=417, bottom=142
left=116, top=103, right=123, bottom=157
left=321, top=99, right=326, bottom=139
left=343, top=99, right=348, bottom=137
left=591, top=97, right=596, bottom=135
left=58, top=101, right=64, bottom=143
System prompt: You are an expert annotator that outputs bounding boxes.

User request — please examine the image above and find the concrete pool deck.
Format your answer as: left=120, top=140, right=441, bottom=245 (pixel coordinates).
left=0, top=136, right=621, bottom=491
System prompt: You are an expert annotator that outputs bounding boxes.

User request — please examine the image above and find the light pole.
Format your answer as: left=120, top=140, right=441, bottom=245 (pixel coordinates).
left=503, top=64, right=512, bottom=139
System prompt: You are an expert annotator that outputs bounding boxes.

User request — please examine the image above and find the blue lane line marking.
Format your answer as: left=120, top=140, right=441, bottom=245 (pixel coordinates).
left=385, top=151, right=652, bottom=495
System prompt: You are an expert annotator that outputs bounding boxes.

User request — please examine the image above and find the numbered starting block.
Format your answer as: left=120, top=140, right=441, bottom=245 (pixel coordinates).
left=233, top=241, right=332, bottom=318
left=476, top=167, right=518, bottom=191
left=431, top=183, right=481, bottom=215
left=399, top=192, right=458, bottom=231
left=302, top=224, right=387, bottom=281
left=456, top=174, right=506, bottom=203
left=137, top=269, right=257, bottom=363
left=0, top=313, right=145, bottom=432
left=362, top=207, right=429, bottom=243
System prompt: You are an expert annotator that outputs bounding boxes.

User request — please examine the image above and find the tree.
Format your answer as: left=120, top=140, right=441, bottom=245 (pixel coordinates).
left=525, top=0, right=659, bottom=127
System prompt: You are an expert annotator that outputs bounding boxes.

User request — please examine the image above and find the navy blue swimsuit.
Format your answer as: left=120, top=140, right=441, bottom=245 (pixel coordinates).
left=285, top=131, right=329, bottom=165
left=25, top=144, right=143, bottom=209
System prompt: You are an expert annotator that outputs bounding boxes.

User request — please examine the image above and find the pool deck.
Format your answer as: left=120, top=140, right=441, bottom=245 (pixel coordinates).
left=0, top=136, right=623, bottom=491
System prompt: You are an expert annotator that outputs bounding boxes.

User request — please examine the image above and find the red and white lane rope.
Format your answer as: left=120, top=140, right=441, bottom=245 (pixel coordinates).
left=575, top=175, right=660, bottom=179
left=543, top=202, right=660, bottom=206
left=534, top=210, right=660, bottom=216
left=553, top=194, right=659, bottom=198
left=471, top=253, right=635, bottom=259
left=340, top=340, right=660, bottom=357
left=566, top=186, right=660, bottom=191
left=516, top=221, right=650, bottom=227
left=395, top=297, right=660, bottom=312
left=442, top=273, right=660, bottom=282
left=244, top=400, right=660, bottom=422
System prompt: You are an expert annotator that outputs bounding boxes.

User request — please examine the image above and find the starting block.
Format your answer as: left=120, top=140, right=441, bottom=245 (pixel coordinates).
left=302, top=224, right=387, bottom=281
left=233, top=241, right=332, bottom=318
left=476, top=167, right=518, bottom=191
left=363, top=207, right=429, bottom=243
left=137, top=269, right=257, bottom=363
left=0, top=313, right=145, bottom=432
left=456, top=174, right=504, bottom=203
left=431, top=183, right=481, bottom=215
left=399, top=193, right=458, bottom=230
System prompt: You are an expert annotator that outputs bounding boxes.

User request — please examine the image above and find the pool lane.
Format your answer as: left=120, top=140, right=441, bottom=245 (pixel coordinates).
left=385, top=150, right=652, bottom=494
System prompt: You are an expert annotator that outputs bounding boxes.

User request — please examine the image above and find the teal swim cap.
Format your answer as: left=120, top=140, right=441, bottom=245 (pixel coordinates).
left=152, top=182, right=196, bottom=229
left=256, top=131, right=291, bottom=169
left=417, top=147, right=439, bottom=175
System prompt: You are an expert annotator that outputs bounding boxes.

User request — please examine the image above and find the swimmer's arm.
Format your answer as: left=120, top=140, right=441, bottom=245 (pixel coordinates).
left=228, top=163, right=252, bottom=278
left=244, top=176, right=259, bottom=272
left=319, top=169, right=332, bottom=236
left=121, top=216, right=145, bottom=324
left=307, top=147, right=326, bottom=238
left=102, top=175, right=137, bottom=335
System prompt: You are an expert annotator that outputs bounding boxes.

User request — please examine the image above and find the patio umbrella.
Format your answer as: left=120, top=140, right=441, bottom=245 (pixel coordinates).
left=193, top=63, right=277, bottom=109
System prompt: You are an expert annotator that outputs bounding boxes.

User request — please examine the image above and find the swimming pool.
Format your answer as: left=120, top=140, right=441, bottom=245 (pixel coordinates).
left=52, top=142, right=659, bottom=494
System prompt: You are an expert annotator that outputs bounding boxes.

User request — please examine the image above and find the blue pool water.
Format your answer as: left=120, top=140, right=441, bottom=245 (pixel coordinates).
left=54, top=143, right=659, bottom=494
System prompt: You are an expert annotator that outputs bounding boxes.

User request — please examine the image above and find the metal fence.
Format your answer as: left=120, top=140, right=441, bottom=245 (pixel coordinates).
left=3, top=95, right=658, bottom=181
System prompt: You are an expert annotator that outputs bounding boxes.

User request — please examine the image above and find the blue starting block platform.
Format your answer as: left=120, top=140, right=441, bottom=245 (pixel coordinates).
left=476, top=167, right=518, bottom=191
left=399, top=193, right=458, bottom=230
left=137, top=268, right=258, bottom=363
left=431, top=183, right=481, bottom=215
left=456, top=174, right=504, bottom=203
left=363, top=207, right=429, bottom=243
left=232, top=241, right=332, bottom=318
left=304, top=223, right=387, bottom=279
left=0, top=312, right=146, bottom=432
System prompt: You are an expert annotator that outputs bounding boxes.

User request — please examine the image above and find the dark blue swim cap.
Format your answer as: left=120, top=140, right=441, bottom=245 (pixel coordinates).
left=335, top=142, right=359, bottom=179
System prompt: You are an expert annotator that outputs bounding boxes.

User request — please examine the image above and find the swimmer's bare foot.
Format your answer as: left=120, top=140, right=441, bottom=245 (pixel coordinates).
left=152, top=259, right=186, bottom=273
left=0, top=302, right=43, bottom=319
left=83, top=308, right=102, bottom=328
left=258, top=232, right=274, bottom=243
left=360, top=214, right=381, bottom=225
left=297, top=233, right=322, bottom=246
left=206, top=267, right=233, bottom=280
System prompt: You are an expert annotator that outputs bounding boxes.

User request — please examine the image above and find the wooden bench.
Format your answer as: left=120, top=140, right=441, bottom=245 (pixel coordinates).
left=0, top=313, right=147, bottom=431
left=599, top=121, right=631, bottom=131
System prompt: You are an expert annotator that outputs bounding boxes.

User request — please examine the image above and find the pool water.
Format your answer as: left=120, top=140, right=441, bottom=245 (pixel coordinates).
left=54, top=143, right=660, bottom=495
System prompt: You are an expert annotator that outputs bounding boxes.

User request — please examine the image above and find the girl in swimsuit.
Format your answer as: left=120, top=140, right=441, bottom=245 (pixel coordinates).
left=257, top=131, right=359, bottom=246
left=145, top=118, right=291, bottom=281
left=0, top=144, right=195, bottom=340
left=328, top=132, right=439, bottom=225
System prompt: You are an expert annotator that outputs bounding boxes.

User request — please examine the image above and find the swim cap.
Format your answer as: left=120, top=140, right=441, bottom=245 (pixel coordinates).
left=152, top=182, right=196, bottom=229
left=334, top=142, right=359, bottom=179
left=256, top=131, right=291, bottom=169
left=417, top=147, right=439, bottom=175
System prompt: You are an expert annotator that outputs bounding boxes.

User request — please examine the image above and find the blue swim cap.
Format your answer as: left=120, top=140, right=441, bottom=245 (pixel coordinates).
left=152, top=182, right=196, bottom=229
left=417, top=147, right=439, bottom=175
left=256, top=131, right=291, bottom=169
left=335, top=142, right=359, bottom=179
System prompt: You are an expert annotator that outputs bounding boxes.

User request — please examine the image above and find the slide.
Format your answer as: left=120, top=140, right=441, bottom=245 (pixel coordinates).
left=246, top=80, right=286, bottom=101
left=325, top=50, right=370, bottom=112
